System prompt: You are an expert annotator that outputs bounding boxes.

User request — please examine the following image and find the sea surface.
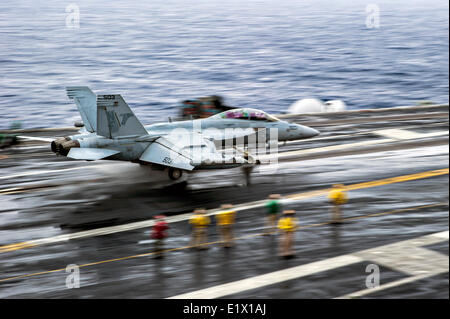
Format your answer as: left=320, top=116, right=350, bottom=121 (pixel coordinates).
left=0, top=0, right=448, bottom=129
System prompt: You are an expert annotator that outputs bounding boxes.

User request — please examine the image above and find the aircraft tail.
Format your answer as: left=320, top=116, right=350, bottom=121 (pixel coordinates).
left=66, top=86, right=97, bottom=132
left=96, top=94, right=148, bottom=138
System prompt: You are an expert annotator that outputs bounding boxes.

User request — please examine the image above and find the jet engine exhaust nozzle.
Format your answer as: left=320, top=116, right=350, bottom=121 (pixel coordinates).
left=51, top=137, right=79, bottom=156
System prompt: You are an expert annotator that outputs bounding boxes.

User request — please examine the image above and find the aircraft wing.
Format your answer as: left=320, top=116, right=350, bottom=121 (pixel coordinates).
left=139, top=135, right=195, bottom=170
left=139, top=132, right=232, bottom=170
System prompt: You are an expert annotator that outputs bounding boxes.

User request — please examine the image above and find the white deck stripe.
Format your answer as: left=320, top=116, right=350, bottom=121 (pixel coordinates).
left=261, top=130, right=448, bottom=161
left=336, top=273, right=435, bottom=299
left=0, top=166, right=89, bottom=181
left=431, top=230, right=449, bottom=240
left=17, top=135, right=55, bottom=142
left=372, top=129, right=448, bottom=140
left=168, top=255, right=363, bottom=299
left=167, top=230, right=449, bottom=299
left=259, top=139, right=394, bottom=161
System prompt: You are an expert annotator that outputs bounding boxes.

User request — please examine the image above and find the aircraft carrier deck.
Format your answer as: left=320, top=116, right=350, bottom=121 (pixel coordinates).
left=0, top=104, right=448, bottom=299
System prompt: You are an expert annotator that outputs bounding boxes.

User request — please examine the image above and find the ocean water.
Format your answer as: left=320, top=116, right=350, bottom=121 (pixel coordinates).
left=0, top=0, right=448, bottom=129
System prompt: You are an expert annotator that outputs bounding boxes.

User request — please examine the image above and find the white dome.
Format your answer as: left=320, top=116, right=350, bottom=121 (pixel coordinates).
left=288, top=98, right=347, bottom=114
left=323, top=100, right=347, bottom=112
left=287, top=98, right=325, bottom=114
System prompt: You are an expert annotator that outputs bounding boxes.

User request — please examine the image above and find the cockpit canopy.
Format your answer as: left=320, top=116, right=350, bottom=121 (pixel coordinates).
left=211, top=108, right=280, bottom=122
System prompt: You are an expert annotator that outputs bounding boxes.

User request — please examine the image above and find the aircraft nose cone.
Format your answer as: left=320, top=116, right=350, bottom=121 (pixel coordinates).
left=303, top=126, right=320, bottom=137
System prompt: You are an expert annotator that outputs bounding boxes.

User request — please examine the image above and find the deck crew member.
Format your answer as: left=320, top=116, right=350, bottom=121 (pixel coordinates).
left=277, top=210, right=298, bottom=257
left=216, top=204, right=236, bottom=248
left=189, top=209, right=211, bottom=249
left=265, top=194, right=282, bottom=235
left=327, top=184, right=348, bottom=224
left=151, top=215, right=169, bottom=258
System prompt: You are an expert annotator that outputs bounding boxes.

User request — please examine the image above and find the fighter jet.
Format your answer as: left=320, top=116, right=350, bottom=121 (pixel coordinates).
left=51, top=87, right=319, bottom=181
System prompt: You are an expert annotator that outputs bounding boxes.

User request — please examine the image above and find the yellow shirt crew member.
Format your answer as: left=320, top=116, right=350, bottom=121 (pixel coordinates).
left=190, top=212, right=211, bottom=228
left=328, top=184, right=348, bottom=205
left=278, top=214, right=298, bottom=232
left=216, top=210, right=235, bottom=226
left=216, top=204, right=236, bottom=248
left=190, top=209, right=210, bottom=249
left=328, top=184, right=348, bottom=224
left=277, top=210, right=298, bottom=257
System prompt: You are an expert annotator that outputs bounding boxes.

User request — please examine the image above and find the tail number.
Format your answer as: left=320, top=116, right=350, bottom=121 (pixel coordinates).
left=163, top=157, right=173, bottom=165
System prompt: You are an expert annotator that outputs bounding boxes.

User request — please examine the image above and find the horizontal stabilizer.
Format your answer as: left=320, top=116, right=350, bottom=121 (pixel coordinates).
left=67, top=148, right=120, bottom=160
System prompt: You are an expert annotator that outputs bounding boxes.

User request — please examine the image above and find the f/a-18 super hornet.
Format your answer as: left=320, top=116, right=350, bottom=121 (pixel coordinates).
left=51, top=87, right=319, bottom=181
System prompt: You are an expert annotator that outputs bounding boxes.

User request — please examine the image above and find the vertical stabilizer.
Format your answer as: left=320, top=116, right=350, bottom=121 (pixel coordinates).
left=96, top=94, right=148, bottom=138
left=66, top=86, right=97, bottom=132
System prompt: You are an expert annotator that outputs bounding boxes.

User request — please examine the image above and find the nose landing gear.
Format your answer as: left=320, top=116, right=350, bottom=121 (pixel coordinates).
left=168, top=168, right=183, bottom=180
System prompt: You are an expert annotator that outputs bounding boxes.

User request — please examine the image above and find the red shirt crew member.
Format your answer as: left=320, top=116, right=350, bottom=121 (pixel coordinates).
left=151, top=215, right=169, bottom=257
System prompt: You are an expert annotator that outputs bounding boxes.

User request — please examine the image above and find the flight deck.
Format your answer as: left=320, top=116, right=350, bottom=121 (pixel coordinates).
left=0, top=104, right=448, bottom=298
